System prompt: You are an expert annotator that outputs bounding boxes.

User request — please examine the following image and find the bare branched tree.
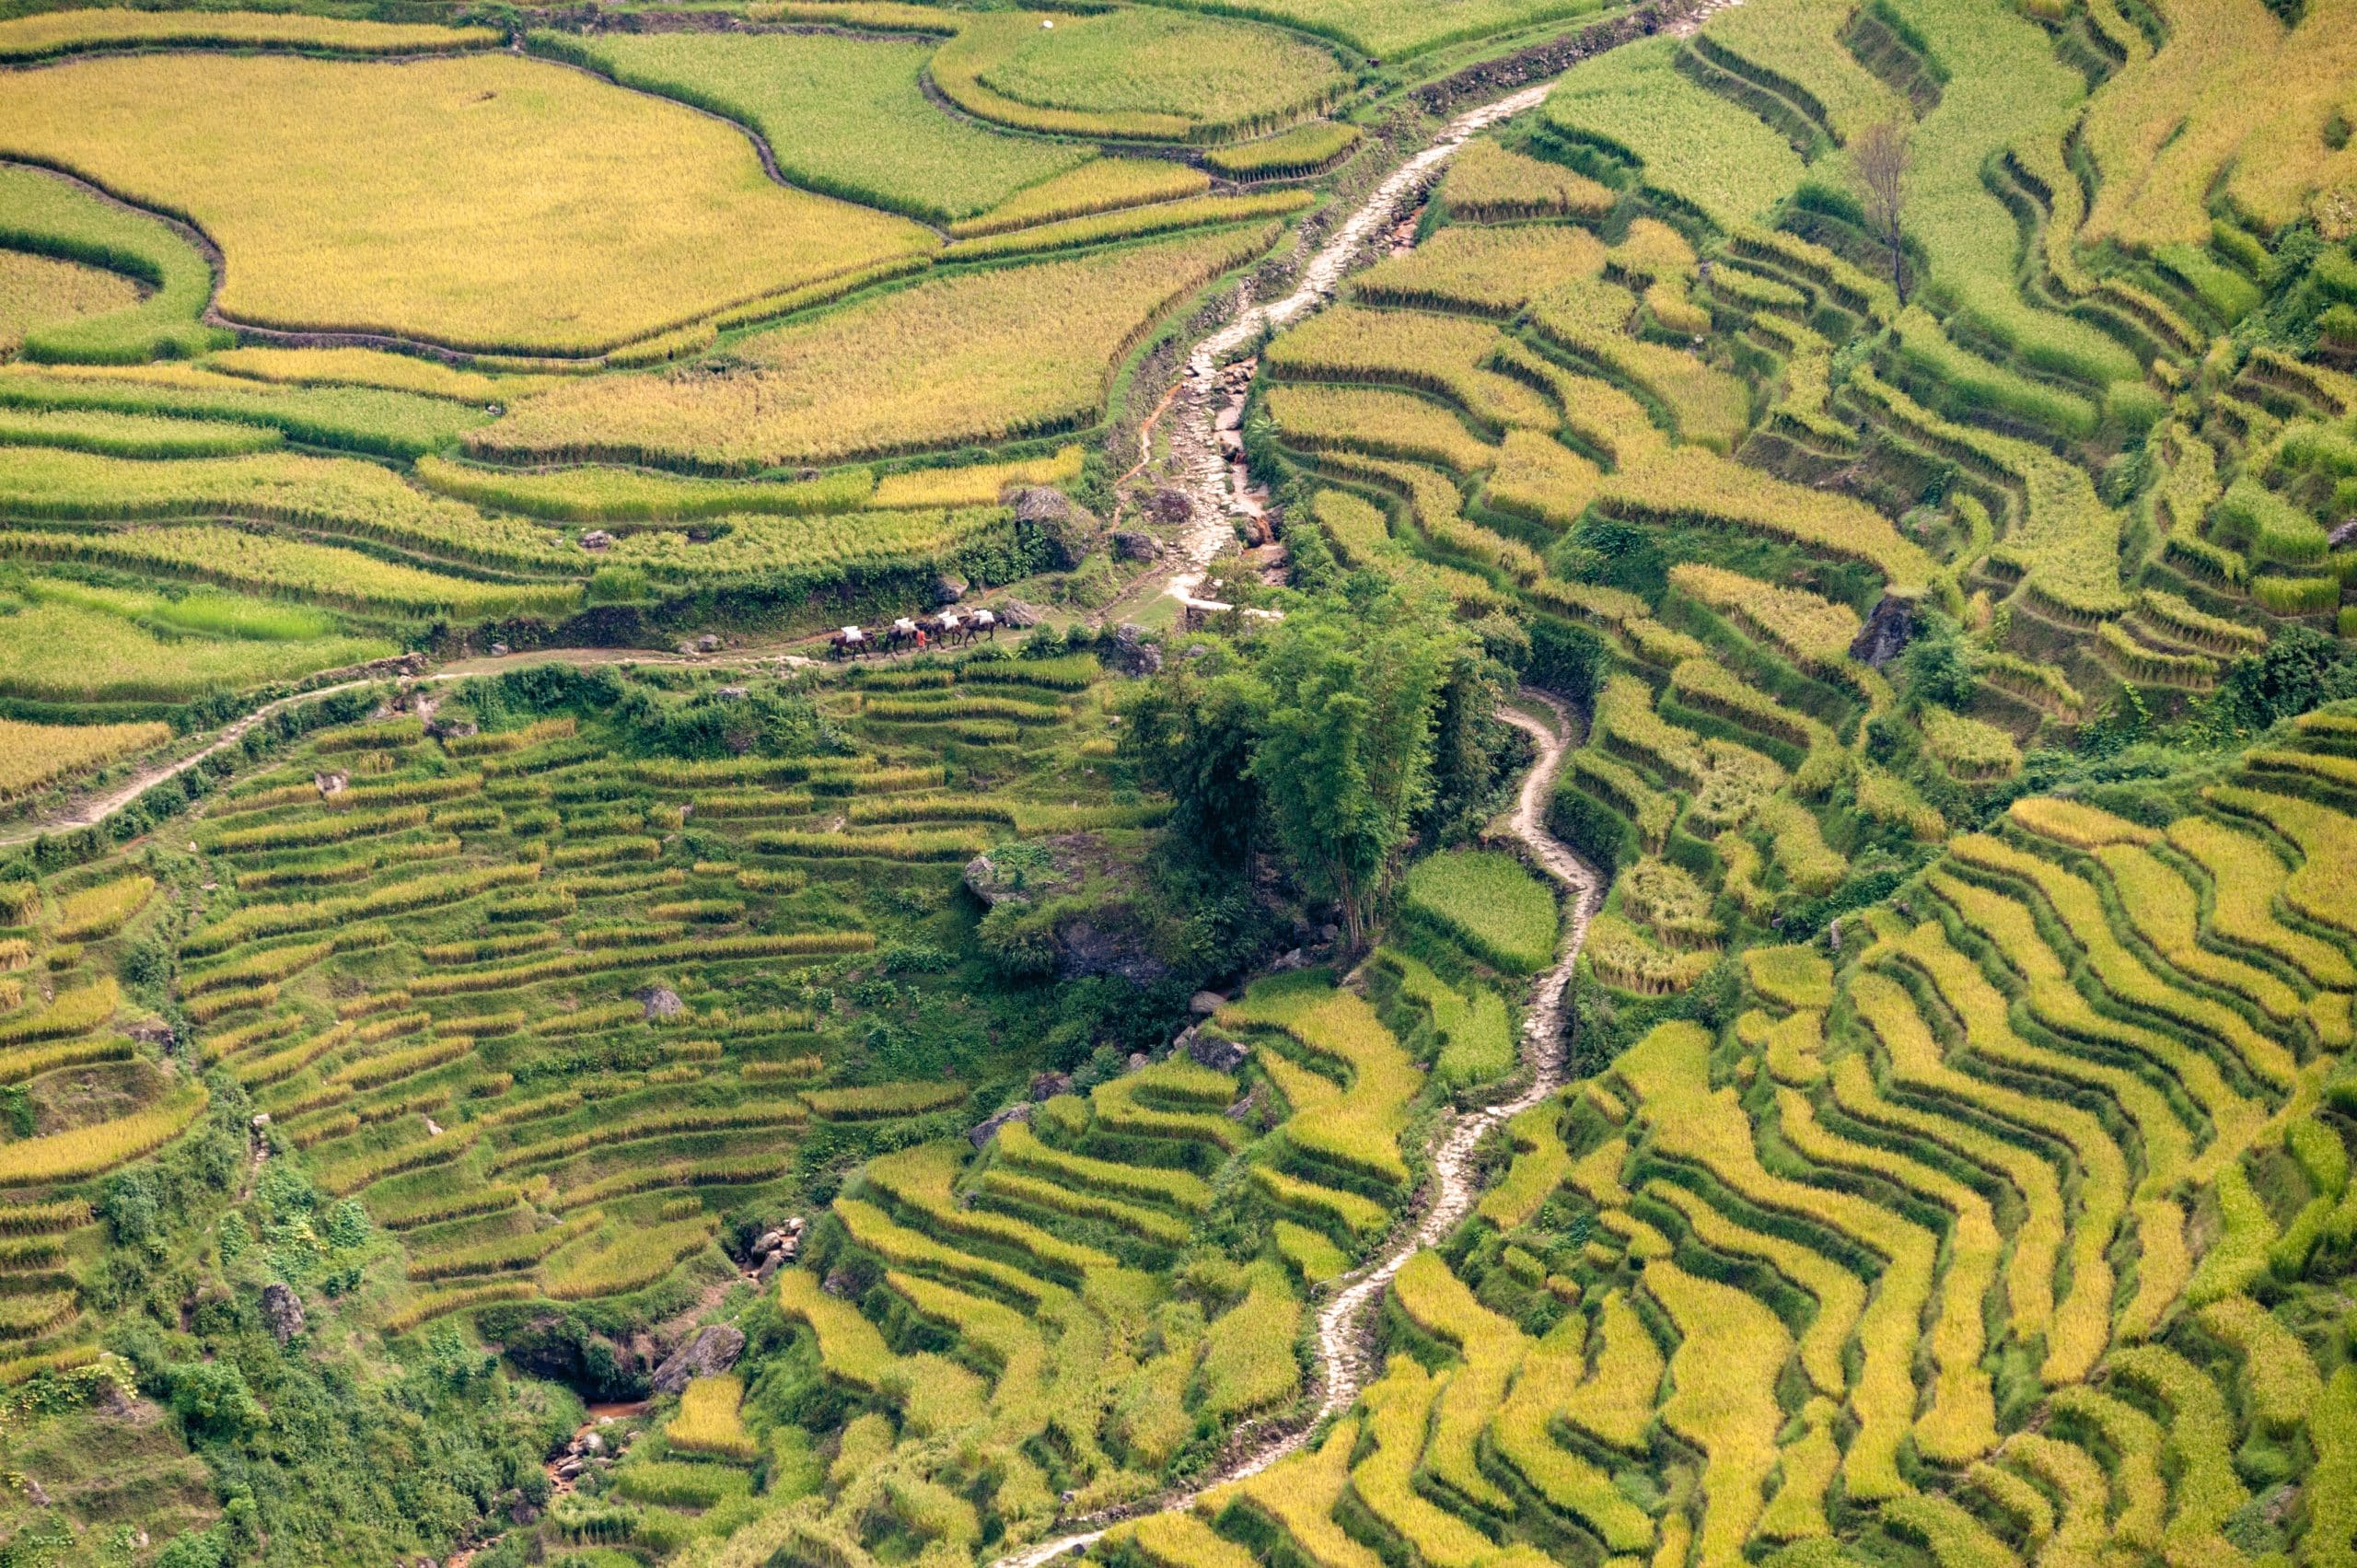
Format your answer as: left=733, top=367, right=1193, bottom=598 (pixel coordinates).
left=1853, top=118, right=1912, bottom=304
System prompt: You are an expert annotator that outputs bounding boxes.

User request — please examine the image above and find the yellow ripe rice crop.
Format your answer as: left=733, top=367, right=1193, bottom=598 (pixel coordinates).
left=1616, top=1021, right=1938, bottom=1497
left=52, top=876, right=152, bottom=941
left=1484, top=429, right=1598, bottom=530
left=2107, top=1343, right=2247, bottom=1553
left=0, top=252, right=142, bottom=357
left=205, top=348, right=563, bottom=404
left=1643, top=1258, right=1791, bottom=1565
left=1742, top=944, right=1832, bottom=1010
left=477, top=227, right=1266, bottom=470
left=2167, top=814, right=2356, bottom=988
left=2095, top=844, right=2305, bottom=1021
left=871, top=447, right=1085, bottom=509
left=1493, top=342, right=1665, bottom=468
left=1220, top=980, right=1420, bottom=1187
left=1527, top=275, right=1748, bottom=452
left=1956, top=830, right=2293, bottom=1092
left=776, top=1267, right=900, bottom=1390
left=1199, top=1260, right=1301, bottom=1417
left=1561, top=1287, right=1664, bottom=1452
left=994, top=1120, right=1212, bottom=1211
left=2082, top=0, right=2357, bottom=246
left=666, top=1374, right=758, bottom=1460
left=1849, top=369, right=2127, bottom=617
left=1487, top=1315, right=1654, bottom=1551
left=2197, top=1294, right=2317, bottom=1432
left=1918, top=708, right=2020, bottom=782
left=941, top=192, right=1313, bottom=261
left=0, top=53, right=930, bottom=354
left=1266, top=384, right=1498, bottom=472
left=1202, top=1418, right=1379, bottom=1568
left=834, top=1197, right=1061, bottom=1311
left=1923, top=866, right=2257, bottom=1170
left=1352, top=1357, right=1498, bottom=1568
left=1875, top=923, right=2129, bottom=1381
left=602, top=509, right=1006, bottom=587
left=949, top=159, right=1210, bottom=238
left=1754, top=796, right=1847, bottom=895
left=1267, top=306, right=1557, bottom=430
left=0, top=8, right=495, bottom=60
left=2007, top=796, right=2155, bottom=848
left=0, top=717, right=170, bottom=801
left=1350, top=225, right=1606, bottom=318
left=1665, top=563, right=1860, bottom=671
left=1477, top=1100, right=1569, bottom=1230
left=1249, top=1163, right=1387, bottom=1236
left=1646, top=1180, right=1859, bottom=1399
left=1203, top=120, right=1361, bottom=179
left=0, top=524, right=578, bottom=621
left=1597, top=445, right=1933, bottom=591
left=0, top=1085, right=206, bottom=1187
left=2206, top=786, right=2357, bottom=941
left=2186, top=1160, right=2278, bottom=1307
left=1774, top=1085, right=2001, bottom=1466
left=860, top=1143, right=1113, bottom=1277
left=1391, top=1251, right=1521, bottom=1511
left=1441, top=139, right=1614, bottom=222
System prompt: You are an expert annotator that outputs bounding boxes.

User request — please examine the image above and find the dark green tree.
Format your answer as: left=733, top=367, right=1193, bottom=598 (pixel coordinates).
left=1121, top=670, right=1271, bottom=870
left=1248, top=587, right=1462, bottom=952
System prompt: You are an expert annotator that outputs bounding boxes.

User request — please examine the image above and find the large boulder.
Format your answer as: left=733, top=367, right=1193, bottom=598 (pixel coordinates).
left=649, top=1325, right=746, bottom=1395
left=1015, top=487, right=1101, bottom=570
left=1110, top=529, right=1161, bottom=562
left=1190, top=1033, right=1249, bottom=1074
left=638, top=986, right=686, bottom=1022
left=1111, top=624, right=1163, bottom=678
left=1849, top=594, right=1915, bottom=668
left=260, top=1283, right=306, bottom=1344
left=968, top=1101, right=1033, bottom=1150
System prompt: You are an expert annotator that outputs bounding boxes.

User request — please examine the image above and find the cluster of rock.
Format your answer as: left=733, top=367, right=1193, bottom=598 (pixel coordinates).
left=744, top=1216, right=804, bottom=1283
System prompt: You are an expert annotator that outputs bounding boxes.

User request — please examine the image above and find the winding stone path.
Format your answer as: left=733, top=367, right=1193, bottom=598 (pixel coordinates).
left=987, top=687, right=1602, bottom=1568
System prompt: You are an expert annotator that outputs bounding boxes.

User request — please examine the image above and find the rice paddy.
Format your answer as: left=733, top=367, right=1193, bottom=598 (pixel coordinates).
left=473, top=226, right=1272, bottom=469
left=0, top=52, right=932, bottom=354
left=7, top=0, right=2357, bottom=1561
left=544, top=30, right=1093, bottom=224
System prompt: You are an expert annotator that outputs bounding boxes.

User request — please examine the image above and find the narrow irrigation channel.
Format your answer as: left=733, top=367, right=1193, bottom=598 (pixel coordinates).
left=988, top=689, right=1603, bottom=1568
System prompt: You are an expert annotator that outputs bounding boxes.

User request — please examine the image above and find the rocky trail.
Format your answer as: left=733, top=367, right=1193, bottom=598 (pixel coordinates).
left=1124, top=83, right=1558, bottom=621
left=987, top=688, right=1602, bottom=1568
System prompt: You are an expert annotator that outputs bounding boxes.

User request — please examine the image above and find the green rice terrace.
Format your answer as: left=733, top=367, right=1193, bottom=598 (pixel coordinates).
left=10, top=0, right=2357, bottom=1562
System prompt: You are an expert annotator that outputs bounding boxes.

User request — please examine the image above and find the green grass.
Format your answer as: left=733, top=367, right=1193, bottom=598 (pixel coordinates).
left=1400, top=850, right=1558, bottom=974
left=934, top=8, right=1341, bottom=141
left=0, top=163, right=227, bottom=363
left=0, top=589, right=394, bottom=703
left=0, top=445, right=576, bottom=572
left=0, top=406, right=284, bottom=459
left=539, top=30, right=1091, bottom=224
left=0, top=365, right=490, bottom=459
left=1143, top=0, right=1604, bottom=59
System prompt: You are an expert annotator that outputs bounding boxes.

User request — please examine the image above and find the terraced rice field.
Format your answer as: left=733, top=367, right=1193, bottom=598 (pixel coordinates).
left=0, top=52, right=933, bottom=354
left=8, top=0, right=2357, bottom=1560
